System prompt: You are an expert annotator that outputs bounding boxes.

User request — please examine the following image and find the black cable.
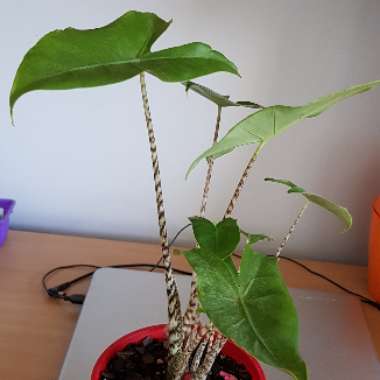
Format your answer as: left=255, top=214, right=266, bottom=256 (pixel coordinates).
left=43, top=255, right=380, bottom=310
left=42, top=263, right=192, bottom=304
left=42, top=222, right=380, bottom=311
left=42, top=264, right=100, bottom=298
left=150, top=223, right=191, bottom=272
left=278, top=255, right=380, bottom=311
left=43, top=223, right=193, bottom=304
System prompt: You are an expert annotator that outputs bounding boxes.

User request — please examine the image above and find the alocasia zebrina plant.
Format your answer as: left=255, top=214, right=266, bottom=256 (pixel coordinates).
left=9, top=9, right=380, bottom=380
left=10, top=10, right=239, bottom=380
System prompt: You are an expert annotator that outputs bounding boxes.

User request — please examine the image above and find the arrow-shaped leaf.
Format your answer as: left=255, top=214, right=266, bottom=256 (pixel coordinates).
left=186, top=80, right=380, bottom=177
left=265, top=177, right=352, bottom=231
left=10, top=10, right=239, bottom=115
left=189, top=216, right=240, bottom=259
left=183, top=81, right=262, bottom=108
left=185, top=242, right=307, bottom=380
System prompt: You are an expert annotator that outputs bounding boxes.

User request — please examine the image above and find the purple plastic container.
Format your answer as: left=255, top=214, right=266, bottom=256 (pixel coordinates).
left=0, top=199, right=15, bottom=247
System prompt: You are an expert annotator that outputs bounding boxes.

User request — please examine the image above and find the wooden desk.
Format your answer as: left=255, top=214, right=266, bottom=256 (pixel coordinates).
left=0, top=230, right=379, bottom=380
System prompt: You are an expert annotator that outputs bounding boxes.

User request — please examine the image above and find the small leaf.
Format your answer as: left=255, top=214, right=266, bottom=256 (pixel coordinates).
left=303, top=193, right=352, bottom=232
left=184, top=81, right=262, bottom=108
left=215, top=218, right=241, bottom=258
left=10, top=10, right=239, bottom=116
left=187, top=80, right=380, bottom=176
left=184, top=81, right=236, bottom=107
left=265, top=177, right=352, bottom=231
left=185, top=243, right=307, bottom=380
left=264, top=178, right=305, bottom=193
left=247, top=233, right=272, bottom=245
left=235, top=100, right=262, bottom=108
left=188, top=217, right=240, bottom=259
left=189, top=216, right=216, bottom=251
left=240, top=229, right=272, bottom=245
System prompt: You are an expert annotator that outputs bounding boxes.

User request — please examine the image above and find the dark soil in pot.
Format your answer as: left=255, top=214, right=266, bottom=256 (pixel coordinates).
left=101, top=336, right=252, bottom=380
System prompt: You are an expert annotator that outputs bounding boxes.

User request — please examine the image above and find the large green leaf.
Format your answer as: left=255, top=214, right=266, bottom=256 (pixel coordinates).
left=186, top=80, right=380, bottom=176
left=10, top=10, right=239, bottom=115
left=185, top=243, right=307, bottom=380
left=183, top=81, right=262, bottom=108
left=265, top=177, right=352, bottom=231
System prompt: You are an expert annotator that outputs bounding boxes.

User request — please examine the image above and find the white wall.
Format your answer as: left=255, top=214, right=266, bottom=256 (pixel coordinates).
left=1, top=0, right=379, bottom=264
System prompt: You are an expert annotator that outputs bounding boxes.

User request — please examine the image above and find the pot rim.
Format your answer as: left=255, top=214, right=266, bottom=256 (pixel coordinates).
left=91, top=324, right=266, bottom=380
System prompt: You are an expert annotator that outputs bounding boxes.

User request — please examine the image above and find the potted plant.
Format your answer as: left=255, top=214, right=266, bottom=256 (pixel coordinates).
left=9, top=10, right=380, bottom=380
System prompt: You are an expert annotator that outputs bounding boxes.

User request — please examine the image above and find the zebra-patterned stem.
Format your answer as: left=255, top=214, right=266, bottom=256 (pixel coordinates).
left=190, top=329, right=211, bottom=373
left=224, top=142, right=264, bottom=218
left=182, top=275, right=199, bottom=334
left=192, top=333, right=228, bottom=380
left=200, top=105, right=222, bottom=216
left=138, top=73, right=184, bottom=372
left=173, top=325, right=208, bottom=380
left=183, top=106, right=222, bottom=336
left=276, top=202, right=309, bottom=258
left=172, top=326, right=202, bottom=380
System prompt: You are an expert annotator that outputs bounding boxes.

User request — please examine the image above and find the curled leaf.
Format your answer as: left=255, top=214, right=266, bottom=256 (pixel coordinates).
left=264, top=177, right=352, bottom=231
left=184, top=81, right=262, bottom=108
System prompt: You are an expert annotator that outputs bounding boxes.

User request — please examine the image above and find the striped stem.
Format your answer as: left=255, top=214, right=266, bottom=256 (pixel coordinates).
left=183, top=106, right=222, bottom=335
left=224, top=142, right=264, bottom=218
left=276, top=201, right=309, bottom=258
left=139, top=73, right=184, bottom=373
left=173, top=324, right=209, bottom=380
left=192, top=333, right=227, bottom=380
left=200, top=105, right=222, bottom=215
left=190, top=329, right=211, bottom=373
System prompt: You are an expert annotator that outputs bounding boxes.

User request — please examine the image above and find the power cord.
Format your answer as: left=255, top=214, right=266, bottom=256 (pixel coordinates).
left=41, top=224, right=380, bottom=311
left=42, top=256, right=380, bottom=310
left=42, top=263, right=191, bottom=304
left=43, top=224, right=193, bottom=304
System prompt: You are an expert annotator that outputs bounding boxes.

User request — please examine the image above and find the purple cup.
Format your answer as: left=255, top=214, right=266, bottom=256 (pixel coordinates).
left=0, top=199, right=15, bottom=247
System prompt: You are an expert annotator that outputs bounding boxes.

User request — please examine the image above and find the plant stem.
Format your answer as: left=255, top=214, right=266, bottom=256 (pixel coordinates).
left=138, top=73, right=184, bottom=370
left=275, top=202, right=309, bottom=258
left=224, top=142, right=264, bottom=218
left=192, top=333, right=228, bottom=380
left=200, top=105, right=222, bottom=216
left=174, top=326, right=207, bottom=380
left=183, top=106, right=222, bottom=334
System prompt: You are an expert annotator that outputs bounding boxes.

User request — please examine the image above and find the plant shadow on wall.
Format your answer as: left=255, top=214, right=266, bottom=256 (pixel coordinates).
left=9, top=10, right=380, bottom=380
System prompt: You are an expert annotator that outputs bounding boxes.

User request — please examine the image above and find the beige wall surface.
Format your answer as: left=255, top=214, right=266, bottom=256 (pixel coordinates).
left=1, top=0, right=379, bottom=264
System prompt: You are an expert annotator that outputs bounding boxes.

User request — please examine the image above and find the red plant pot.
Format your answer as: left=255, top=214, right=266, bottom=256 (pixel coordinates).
left=91, top=324, right=266, bottom=380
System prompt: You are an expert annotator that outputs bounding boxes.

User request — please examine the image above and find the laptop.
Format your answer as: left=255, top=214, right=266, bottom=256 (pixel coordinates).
left=58, top=268, right=380, bottom=379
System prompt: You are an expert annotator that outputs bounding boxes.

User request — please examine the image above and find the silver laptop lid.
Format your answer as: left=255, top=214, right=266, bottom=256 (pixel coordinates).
left=59, top=268, right=380, bottom=380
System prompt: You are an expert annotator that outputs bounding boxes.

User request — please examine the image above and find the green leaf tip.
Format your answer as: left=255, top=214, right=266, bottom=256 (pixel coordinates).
left=9, top=10, right=239, bottom=118
left=265, top=177, right=352, bottom=232
left=187, top=79, right=380, bottom=175
left=240, top=229, right=272, bottom=245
